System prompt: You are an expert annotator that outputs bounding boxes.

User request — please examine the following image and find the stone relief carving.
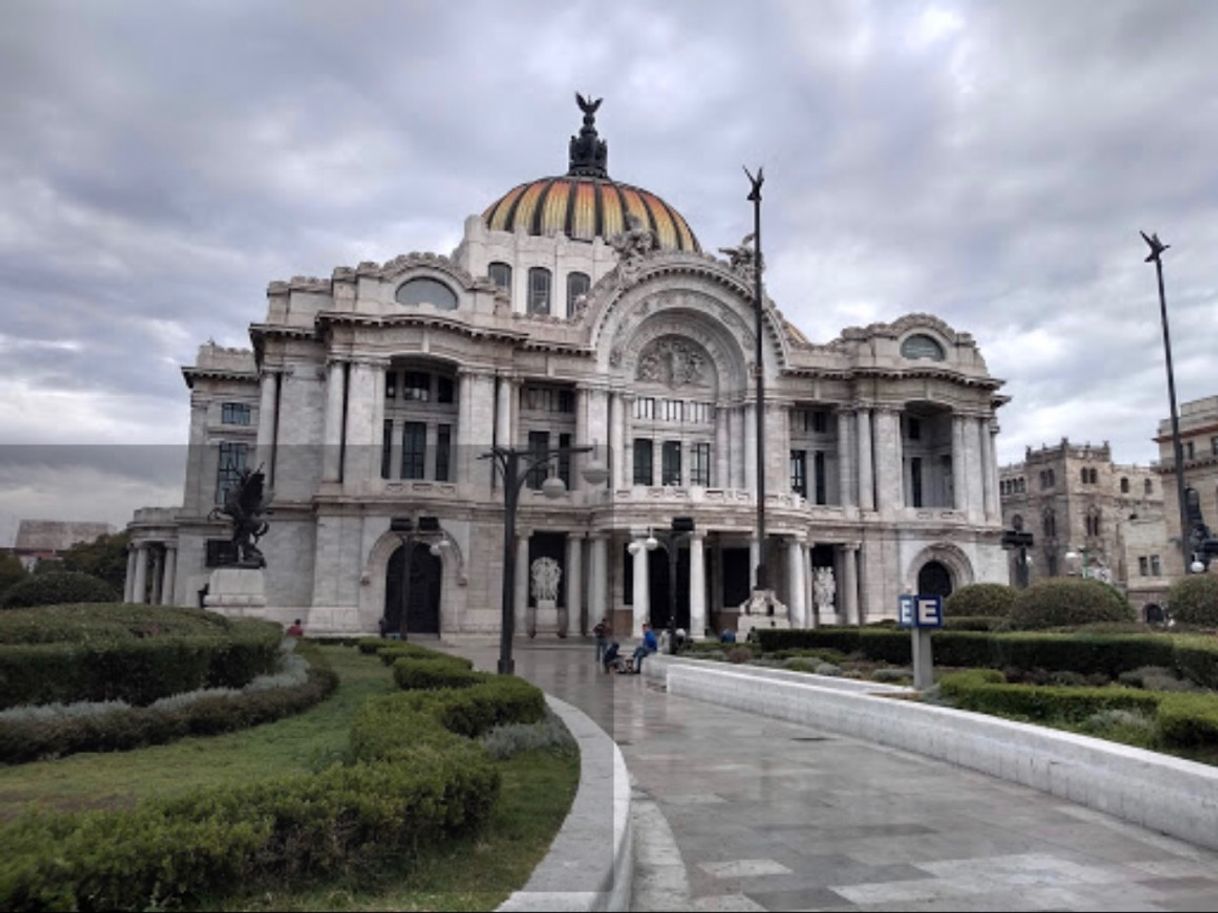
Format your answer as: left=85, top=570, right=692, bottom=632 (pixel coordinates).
left=813, top=567, right=837, bottom=614
left=717, top=232, right=762, bottom=282
left=634, top=337, right=708, bottom=388
left=608, top=213, right=658, bottom=290
left=530, top=557, right=562, bottom=604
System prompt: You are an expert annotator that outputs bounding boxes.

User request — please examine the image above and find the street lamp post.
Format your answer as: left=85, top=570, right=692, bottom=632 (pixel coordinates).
left=1142, top=231, right=1192, bottom=573
left=481, top=443, right=605, bottom=675
left=745, top=165, right=768, bottom=592
left=1001, top=515, right=1035, bottom=588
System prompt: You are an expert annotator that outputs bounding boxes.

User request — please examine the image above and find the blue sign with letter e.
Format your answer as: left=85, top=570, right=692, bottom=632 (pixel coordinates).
left=916, top=595, right=944, bottom=628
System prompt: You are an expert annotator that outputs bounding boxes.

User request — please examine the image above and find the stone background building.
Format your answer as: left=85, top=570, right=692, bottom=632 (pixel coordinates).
left=8, top=520, right=115, bottom=571
left=127, top=101, right=1009, bottom=638
left=999, top=440, right=1167, bottom=616
left=1156, top=394, right=1218, bottom=579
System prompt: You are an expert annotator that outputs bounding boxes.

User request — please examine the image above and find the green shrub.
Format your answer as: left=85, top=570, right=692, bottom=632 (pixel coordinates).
left=0, top=553, right=26, bottom=600
left=0, top=650, right=339, bottom=763
left=357, top=637, right=386, bottom=654
left=358, top=675, right=545, bottom=743
left=1009, top=578, right=1135, bottom=629
left=944, top=583, right=1017, bottom=618
left=393, top=656, right=485, bottom=691
left=870, top=667, right=913, bottom=684
left=0, top=571, right=118, bottom=608
left=686, top=641, right=728, bottom=655
left=1079, top=708, right=1159, bottom=746
left=0, top=605, right=282, bottom=709
left=938, top=671, right=1160, bottom=722
left=1117, top=665, right=1198, bottom=693
left=377, top=642, right=461, bottom=666
left=1158, top=694, right=1218, bottom=746
left=479, top=711, right=576, bottom=760
left=943, top=616, right=1007, bottom=631
left=1167, top=575, right=1218, bottom=627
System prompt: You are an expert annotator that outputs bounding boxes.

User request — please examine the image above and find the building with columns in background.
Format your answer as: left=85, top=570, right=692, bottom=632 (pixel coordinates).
left=126, top=99, right=1009, bottom=637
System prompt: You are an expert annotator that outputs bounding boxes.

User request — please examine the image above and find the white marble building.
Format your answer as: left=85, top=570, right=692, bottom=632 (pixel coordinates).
left=126, top=100, right=1009, bottom=637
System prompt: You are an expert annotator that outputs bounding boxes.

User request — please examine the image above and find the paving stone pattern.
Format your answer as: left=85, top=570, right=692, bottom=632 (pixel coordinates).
left=454, top=641, right=1218, bottom=912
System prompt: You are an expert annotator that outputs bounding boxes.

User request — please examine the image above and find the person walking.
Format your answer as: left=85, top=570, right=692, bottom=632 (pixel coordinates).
left=594, top=616, right=610, bottom=664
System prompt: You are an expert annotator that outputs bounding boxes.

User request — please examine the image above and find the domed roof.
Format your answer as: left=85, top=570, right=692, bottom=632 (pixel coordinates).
left=481, top=95, right=700, bottom=253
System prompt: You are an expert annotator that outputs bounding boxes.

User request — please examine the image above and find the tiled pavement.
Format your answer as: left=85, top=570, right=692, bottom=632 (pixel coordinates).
left=451, top=640, right=1218, bottom=912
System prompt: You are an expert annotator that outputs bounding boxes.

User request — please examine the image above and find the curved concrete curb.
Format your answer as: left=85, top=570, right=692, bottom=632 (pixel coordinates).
left=649, top=656, right=1218, bottom=854
left=498, top=695, right=633, bottom=913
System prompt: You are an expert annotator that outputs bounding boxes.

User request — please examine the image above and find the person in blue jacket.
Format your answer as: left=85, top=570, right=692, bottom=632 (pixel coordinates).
left=632, top=623, right=659, bottom=673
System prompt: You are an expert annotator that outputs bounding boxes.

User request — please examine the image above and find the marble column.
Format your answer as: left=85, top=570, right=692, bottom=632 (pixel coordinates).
left=965, top=414, right=985, bottom=524
left=148, top=547, right=162, bottom=606
left=589, top=534, right=609, bottom=627
left=132, top=544, right=148, bottom=605
left=342, top=360, right=378, bottom=487
left=729, top=406, right=744, bottom=488
left=980, top=416, right=998, bottom=522
left=609, top=393, right=625, bottom=489
left=989, top=422, right=1003, bottom=521
left=744, top=403, right=758, bottom=495
left=631, top=538, right=650, bottom=638
left=787, top=538, right=807, bottom=627
left=515, top=531, right=530, bottom=635
left=873, top=408, right=902, bottom=513
left=689, top=533, right=706, bottom=639
left=565, top=533, right=583, bottom=637
left=322, top=359, right=346, bottom=482
left=856, top=407, right=875, bottom=510
left=749, top=535, right=760, bottom=590
left=586, top=388, right=611, bottom=489
left=843, top=543, right=860, bottom=625
left=620, top=395, right=635, bottom=488
left=469, top=372, right=496, bottom=497
left=162, top=545, right=177, bottom=607
left=456, top=368, right=474, bottom=484
left=573, top=387, right=588, bottom=492
left=124, top=547, right=137, bottom=602
left=951, top=414, right=967, bottom=512
left=837, top=408, right=854, bottom=508
left=715, top=406, right=729, bottom=488
left=256, top=370, right=279, bottom=481
left=805, top=542, right=819, bottom=629
left=495, top=375, right=515, bottom=452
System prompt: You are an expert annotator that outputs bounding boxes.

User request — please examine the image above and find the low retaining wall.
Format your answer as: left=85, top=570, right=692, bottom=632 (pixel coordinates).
left=498, top=695, right=633, bottom=912
left=647, top=655, right=1218, bottom=853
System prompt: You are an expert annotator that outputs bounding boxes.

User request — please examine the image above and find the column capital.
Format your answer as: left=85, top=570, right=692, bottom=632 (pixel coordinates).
left=458, top=366, right=496, bottom=378
left=835, top=404, right=855, bottom=416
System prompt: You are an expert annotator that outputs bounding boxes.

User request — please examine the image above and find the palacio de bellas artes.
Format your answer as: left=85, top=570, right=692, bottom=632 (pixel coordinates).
left=125, top=97, right=1009, bottom=640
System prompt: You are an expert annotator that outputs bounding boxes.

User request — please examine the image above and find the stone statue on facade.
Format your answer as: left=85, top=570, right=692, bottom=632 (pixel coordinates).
left=635, top=338, right=707, bottom=389
left=530, top=557, right=562, bottom=604
left=210, top=467, right=273, bottom=569
left=608, top=213, right=657, bottom=289
left=718, top=232, right=762, bottom=282
left=813, top=567, right=837, bottom=616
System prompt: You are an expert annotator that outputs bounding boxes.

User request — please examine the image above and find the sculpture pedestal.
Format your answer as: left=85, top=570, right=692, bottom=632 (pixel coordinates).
left=533, top=598, right=560, bottom=637
left=204, top=567, right=267, bottom=617
left=736, top=589, right=791, bottom=639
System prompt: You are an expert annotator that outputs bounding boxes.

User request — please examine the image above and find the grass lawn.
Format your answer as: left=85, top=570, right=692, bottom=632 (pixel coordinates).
left=0, top=644, right=582, bottom=911
left=0, top=645, right=391, bottom=821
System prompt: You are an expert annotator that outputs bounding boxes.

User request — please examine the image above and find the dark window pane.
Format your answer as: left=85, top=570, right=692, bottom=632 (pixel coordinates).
left=396, top=277, right=458, bottom=310
left=386, top=370, right=397, bottom=399
left=528, top=268, right=551, bottom=315
left=633, top=438, right=653, bottom=486
left=527, top=431, right=550, bottom=489
left=403, top=371, right=430, bottom=402
left=489, top=262, right=512, bottom=294
left=911, top=456, right=923, bottom=508
left=402, top=422, right=426, bottom=479
left=815, top=451, right=827, bottom=505
left=436, top=424, right=451, bottom=482
left=437, top=376, right=454, bottom=404
left=790, top=450, right=807, bottom=497
left=215, top=442, right=248, bottom=505
left=558, top=432, right=571, bottom=487
left=567, top=271, right=590, bottom=315
left=381, top=420, right=393, bottom=480
left=692, top=443, right=711, bottom=487
left=221, top=403, right=251, bottom=425
left=662, top=440, right=682, bottom=486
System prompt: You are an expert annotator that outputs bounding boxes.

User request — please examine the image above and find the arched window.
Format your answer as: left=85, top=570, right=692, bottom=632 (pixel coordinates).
left=1145, top=478, right=1153, bottom=496
left=396, top=277, right=458, bottom=311
left=1121, top=477, right=1130, bottom=494
left=1043, top=509, right=1056, bottom=539
left=488, top=262, right=512, bottom=298
left=566, top=271, right=590, bottom=316
left=900, top=334, right=946, bottom=361
left=917, top=560, right=954, bottom=598
left=528, top=267, right=552, bottom=315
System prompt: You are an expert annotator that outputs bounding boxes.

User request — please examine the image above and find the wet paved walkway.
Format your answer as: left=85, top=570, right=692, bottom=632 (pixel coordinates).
left=452, top=639, right=1218, bottom=912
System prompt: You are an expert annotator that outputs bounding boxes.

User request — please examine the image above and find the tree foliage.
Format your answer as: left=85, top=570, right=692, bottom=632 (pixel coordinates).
left=60, top=532, right=130, bottom=591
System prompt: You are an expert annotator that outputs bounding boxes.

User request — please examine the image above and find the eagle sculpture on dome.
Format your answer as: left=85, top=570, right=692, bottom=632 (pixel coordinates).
left=576, top=92, right=602, bottom=117
left=569, top=93, right=609, bottom=178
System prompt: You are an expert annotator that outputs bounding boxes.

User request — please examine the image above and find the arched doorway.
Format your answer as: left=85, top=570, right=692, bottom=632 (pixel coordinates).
left=647, top=545, right=691, bottom=632
left=383, top=543, right=442, bottom=636
left=917, top=560, right=954, bottom=598
left=1145, top=603, right=1166, bottom=625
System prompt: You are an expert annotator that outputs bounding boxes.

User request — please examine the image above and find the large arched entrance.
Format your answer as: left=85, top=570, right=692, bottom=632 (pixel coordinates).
left=648, top=545, right=691, bottom=632
left=917, top=560, right=954, bottom=599
left=383, top=543, right=442, bottom=636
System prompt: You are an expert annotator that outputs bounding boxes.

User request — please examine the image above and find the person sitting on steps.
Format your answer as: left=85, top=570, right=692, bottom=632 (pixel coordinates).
left=632, top=623, right=658, bottom=674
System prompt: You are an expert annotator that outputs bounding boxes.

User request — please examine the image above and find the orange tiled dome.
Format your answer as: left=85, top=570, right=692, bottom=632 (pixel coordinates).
left=481, top=94, right=700, bottom=253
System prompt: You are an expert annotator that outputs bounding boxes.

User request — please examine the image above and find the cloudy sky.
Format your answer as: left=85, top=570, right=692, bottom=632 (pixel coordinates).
left=2, top=0, right=1216, bottom=543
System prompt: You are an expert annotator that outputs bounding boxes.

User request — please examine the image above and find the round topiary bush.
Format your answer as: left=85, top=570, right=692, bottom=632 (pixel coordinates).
left=1167, top=574, right=1218, bottom=627
left=0, top=571, right=117, bottom=609
left=1008, top=577, right=1135, bottom=629
left=944, top=583, right=1017, bottom=618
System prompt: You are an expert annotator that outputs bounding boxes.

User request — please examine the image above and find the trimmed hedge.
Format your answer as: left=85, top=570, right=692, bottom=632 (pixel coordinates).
left=944, top=583, right=1016, bottom=618
left=393, top=656, right=485, bottom=690
left=1168, top=575, right=1218, bottom=627
left=0, top=571, right=117, bottom=608
left=0, top=650, right=340, bottom=764
left=376, top=642, right=464, bottom=666
left=0, top=649, right=533, bottom=910
left=1157, top=693, right=1218, bottom=746
left=754, top=626, right=1218, bottom=688
left=1009, top=578, right=1134, bottom=629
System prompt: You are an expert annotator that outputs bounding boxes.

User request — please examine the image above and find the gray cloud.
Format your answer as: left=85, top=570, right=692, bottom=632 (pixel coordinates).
left=2, top=0, right=1217, bottom=538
